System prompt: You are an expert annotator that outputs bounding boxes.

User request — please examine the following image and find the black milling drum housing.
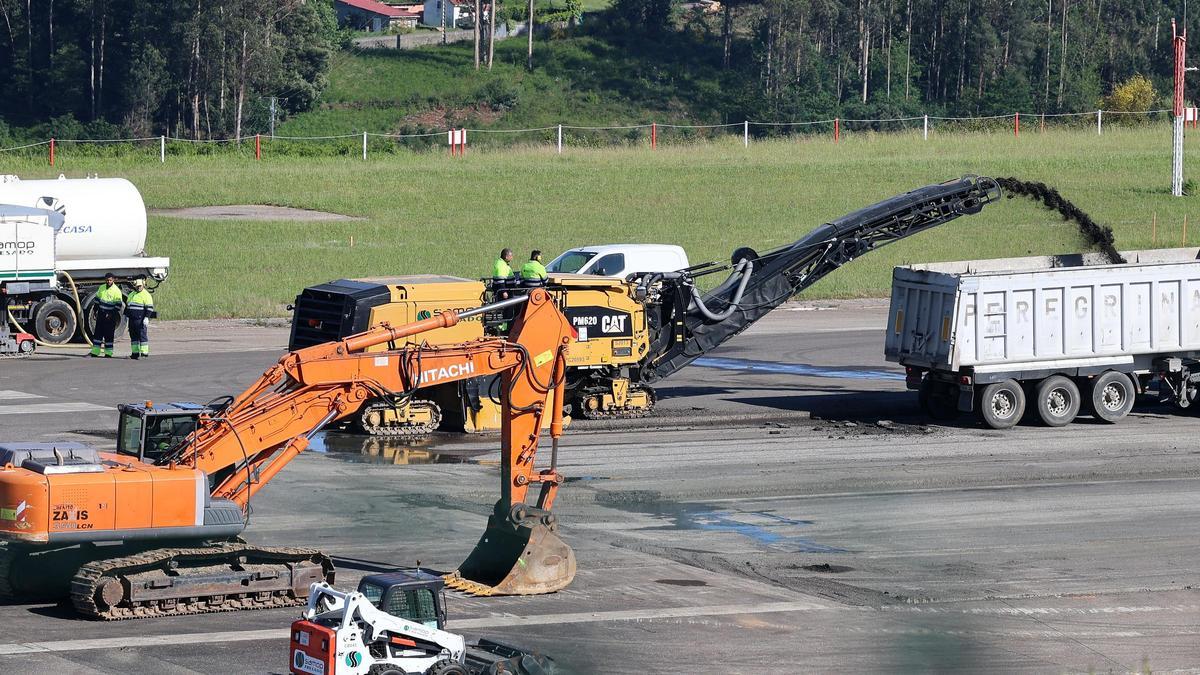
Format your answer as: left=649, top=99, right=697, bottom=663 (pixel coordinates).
left=635, top=175, right=1004, bottom=383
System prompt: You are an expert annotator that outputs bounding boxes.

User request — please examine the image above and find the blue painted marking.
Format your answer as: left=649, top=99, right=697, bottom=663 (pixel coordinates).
left=680, top=509, right=846, bottom=554
left=694, top=356, right=905, bottom=381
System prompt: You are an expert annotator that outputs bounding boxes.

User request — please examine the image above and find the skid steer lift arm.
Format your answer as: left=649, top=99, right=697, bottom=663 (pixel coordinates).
left=637, top=175, right=1002, bottom=382
left=162, top=289, right=577, bottom=595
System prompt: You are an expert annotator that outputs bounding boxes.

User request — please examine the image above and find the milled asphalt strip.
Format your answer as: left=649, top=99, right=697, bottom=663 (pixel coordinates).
left=0, top=600, right=831, bottom=655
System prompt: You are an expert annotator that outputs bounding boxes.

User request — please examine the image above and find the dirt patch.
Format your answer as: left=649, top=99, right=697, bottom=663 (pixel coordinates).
left=151, top=205, right=363, bottom=222
left=401, top=104, right=504, bottom=128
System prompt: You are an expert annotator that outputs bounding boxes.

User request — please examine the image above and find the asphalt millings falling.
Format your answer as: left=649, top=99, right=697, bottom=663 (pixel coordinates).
left=995, top=177, right=1126, bottom=265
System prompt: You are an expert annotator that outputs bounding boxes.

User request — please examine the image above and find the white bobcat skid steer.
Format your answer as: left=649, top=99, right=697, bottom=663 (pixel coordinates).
left=289, top=571, right=554, bottom=675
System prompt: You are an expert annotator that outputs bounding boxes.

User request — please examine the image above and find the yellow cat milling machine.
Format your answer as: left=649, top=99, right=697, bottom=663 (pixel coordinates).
left=289, top=177, right=1002, bottom=433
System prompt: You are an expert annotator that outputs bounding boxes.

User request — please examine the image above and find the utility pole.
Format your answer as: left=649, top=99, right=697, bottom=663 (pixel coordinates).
left=269, top=96, right=277, bottom=137
left=1172, top=19, right=1190, bottom=197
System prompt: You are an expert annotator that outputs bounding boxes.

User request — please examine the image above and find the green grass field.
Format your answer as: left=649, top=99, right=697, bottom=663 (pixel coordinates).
left=4, top=126, right=1195, bottom=319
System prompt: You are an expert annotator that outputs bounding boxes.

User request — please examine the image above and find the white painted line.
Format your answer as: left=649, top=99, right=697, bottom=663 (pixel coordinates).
left=0, top=402, right=110, bottom=415
left=0, top=390, right=44, bottom=400
left=0, top=601, right=831, bottom=655
left=692, top=475, right=1200, bottom=504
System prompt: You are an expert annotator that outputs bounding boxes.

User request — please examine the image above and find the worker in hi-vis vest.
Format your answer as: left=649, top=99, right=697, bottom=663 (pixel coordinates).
left=491, top=248, right=515, bottom=282
left=124, top=278, right=157, bottom=359
left=521, top=250, right=548, bottom=281
left=89, top=272, right=124, bottom=358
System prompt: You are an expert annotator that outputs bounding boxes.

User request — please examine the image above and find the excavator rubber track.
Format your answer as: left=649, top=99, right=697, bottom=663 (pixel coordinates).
left=358, top=399, right=443, bottom=437
left=70, top=542, right=334, bottom=620
left=575, top=385, right=656, bottom=420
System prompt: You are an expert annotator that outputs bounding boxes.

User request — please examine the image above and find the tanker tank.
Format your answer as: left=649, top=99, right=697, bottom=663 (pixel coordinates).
left=0, top=175, right=148, bottom=260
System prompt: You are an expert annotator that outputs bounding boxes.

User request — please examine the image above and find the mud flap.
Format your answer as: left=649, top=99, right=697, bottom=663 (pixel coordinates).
left=445, top=506, right=576, bottom=596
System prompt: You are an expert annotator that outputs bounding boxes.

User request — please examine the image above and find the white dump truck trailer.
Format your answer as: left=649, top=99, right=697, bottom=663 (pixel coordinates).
left=886, top=248, right=1200, bottom=429
left=0, top=175, right=168, bottom=344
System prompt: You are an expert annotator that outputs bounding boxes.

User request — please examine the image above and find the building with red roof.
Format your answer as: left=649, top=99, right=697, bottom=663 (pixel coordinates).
left=335, top=0, right=415, bottom=31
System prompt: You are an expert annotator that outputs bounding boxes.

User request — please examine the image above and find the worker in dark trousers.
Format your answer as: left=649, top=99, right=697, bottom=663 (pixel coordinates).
left=124, top=278, right=156, bottom=359
left=89, top=273, right=124, bottom=358
left=491, top=247, right=516, bottom=331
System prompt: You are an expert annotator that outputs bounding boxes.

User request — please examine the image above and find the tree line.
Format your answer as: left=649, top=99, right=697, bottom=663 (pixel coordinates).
left=0, top=0, right=336, bottom=139
left=612, top=0, right=1190, bottom=121
left=0, top=0, right=1189, bottom=140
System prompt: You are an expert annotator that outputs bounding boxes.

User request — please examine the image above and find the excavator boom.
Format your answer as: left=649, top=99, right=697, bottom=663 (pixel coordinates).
left=0, top=290, right=577, bottom=618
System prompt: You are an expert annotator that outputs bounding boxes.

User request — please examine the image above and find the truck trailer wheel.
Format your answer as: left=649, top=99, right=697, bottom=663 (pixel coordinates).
left=1034, top=375, right=1080, bottom=427
left=1087, top=371, right=1134, bottom=423
left=977, top=379, right=1024, bottom=429
left=30, top=298, right=78, bottom=346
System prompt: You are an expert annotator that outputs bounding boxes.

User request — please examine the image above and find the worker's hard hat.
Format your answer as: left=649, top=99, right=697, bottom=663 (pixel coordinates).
left=133, top=278, right=145, bottom=288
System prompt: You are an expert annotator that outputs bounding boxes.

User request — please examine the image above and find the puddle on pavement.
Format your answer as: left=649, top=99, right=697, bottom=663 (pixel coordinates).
left=598, top=491, right=846, bottom=554
left=693, top=356, right=905, bottom=381
left=308, top=431, right=493, bottom=465
left=655, top=578, right=708, bottom=587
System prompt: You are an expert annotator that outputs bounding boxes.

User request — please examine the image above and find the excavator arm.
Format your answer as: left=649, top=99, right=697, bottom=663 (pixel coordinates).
left=636, top=175, right=1003, bottom=382
left=164, top=289, right=578, bottom=595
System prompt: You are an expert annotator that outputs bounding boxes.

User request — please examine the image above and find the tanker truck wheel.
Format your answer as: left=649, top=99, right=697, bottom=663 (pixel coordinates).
left=83, top=292, right=128, bottom=343
left=1033, top=375, right=1080, bottom=427
left=977, top=379, right=1024, bottom=429
left=31, top=298, right=78, bottom=346
left=1086, top=371, right=1134, bottom=423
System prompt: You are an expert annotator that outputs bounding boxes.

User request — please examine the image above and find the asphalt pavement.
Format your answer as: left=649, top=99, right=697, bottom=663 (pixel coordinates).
left=1, top=301, right=1197, bottom=674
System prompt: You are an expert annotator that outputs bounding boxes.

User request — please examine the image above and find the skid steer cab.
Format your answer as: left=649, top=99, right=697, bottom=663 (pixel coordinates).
left=115, top=401, right=213, bottom=463
left=291, top=571, right=554, bottom=675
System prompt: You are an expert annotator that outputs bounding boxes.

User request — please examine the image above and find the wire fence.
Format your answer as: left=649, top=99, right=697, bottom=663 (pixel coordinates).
left=0, top=108, right=1184, bottom=164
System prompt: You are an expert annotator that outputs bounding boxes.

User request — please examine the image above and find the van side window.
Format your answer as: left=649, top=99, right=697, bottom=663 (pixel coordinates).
left=591, top=253, right=625, bottom=276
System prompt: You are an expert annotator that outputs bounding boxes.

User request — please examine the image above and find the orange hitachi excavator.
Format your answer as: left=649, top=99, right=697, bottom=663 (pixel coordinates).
left=0, top=289, right=576, bottom=619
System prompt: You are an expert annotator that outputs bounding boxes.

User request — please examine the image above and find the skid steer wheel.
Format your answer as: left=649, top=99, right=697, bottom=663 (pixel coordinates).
left=918, top=377, right=959, bottom=420
left=426, top=660, right=468, bottom=675
left=977, top=379, right=1024, bottom=429
left=1034, top=375, right=1080, bottom=427
left=1087, top=371, right=1134, bottom=423
left=367, top=665, right=408, bottom=675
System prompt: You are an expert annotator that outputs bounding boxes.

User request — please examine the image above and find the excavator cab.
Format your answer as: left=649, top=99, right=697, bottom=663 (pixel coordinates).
left=116, top=402, right=210, bottom=462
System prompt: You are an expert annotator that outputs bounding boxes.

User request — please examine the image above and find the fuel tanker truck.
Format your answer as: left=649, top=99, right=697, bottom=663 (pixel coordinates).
left=0, top=175, right=168, bottom=346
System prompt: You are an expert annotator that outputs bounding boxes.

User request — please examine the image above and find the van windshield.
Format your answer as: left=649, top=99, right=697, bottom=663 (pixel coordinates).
left=547, top=251, right=596, bottom=274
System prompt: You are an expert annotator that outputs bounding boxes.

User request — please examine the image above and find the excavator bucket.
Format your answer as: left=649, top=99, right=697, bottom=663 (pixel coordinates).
left=445, top=511, right=576, bottom=596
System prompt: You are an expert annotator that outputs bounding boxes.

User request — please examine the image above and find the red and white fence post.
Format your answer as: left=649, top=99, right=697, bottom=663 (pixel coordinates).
left=255, top=134, right=261, bottom=160
left=923, top=114, right=928, bottom=140
left=557, top=124, right=563, bottom=154
left=744, top=120, right=749, bottom=147
left=49, top=138, right=55, bottom=166
left=651, top=123, right=657, bottom=149
left=834, top=118, right=840, bottom=142
left=1014, top=112, right=1020, bottom=137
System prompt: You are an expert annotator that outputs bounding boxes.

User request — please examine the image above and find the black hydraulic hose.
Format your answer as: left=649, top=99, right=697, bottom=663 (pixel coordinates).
left=688, top=260, right=754, bottom=322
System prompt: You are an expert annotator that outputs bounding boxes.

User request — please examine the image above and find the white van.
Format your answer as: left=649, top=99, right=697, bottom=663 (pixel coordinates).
left=546, top=244, right=689, bottom=278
